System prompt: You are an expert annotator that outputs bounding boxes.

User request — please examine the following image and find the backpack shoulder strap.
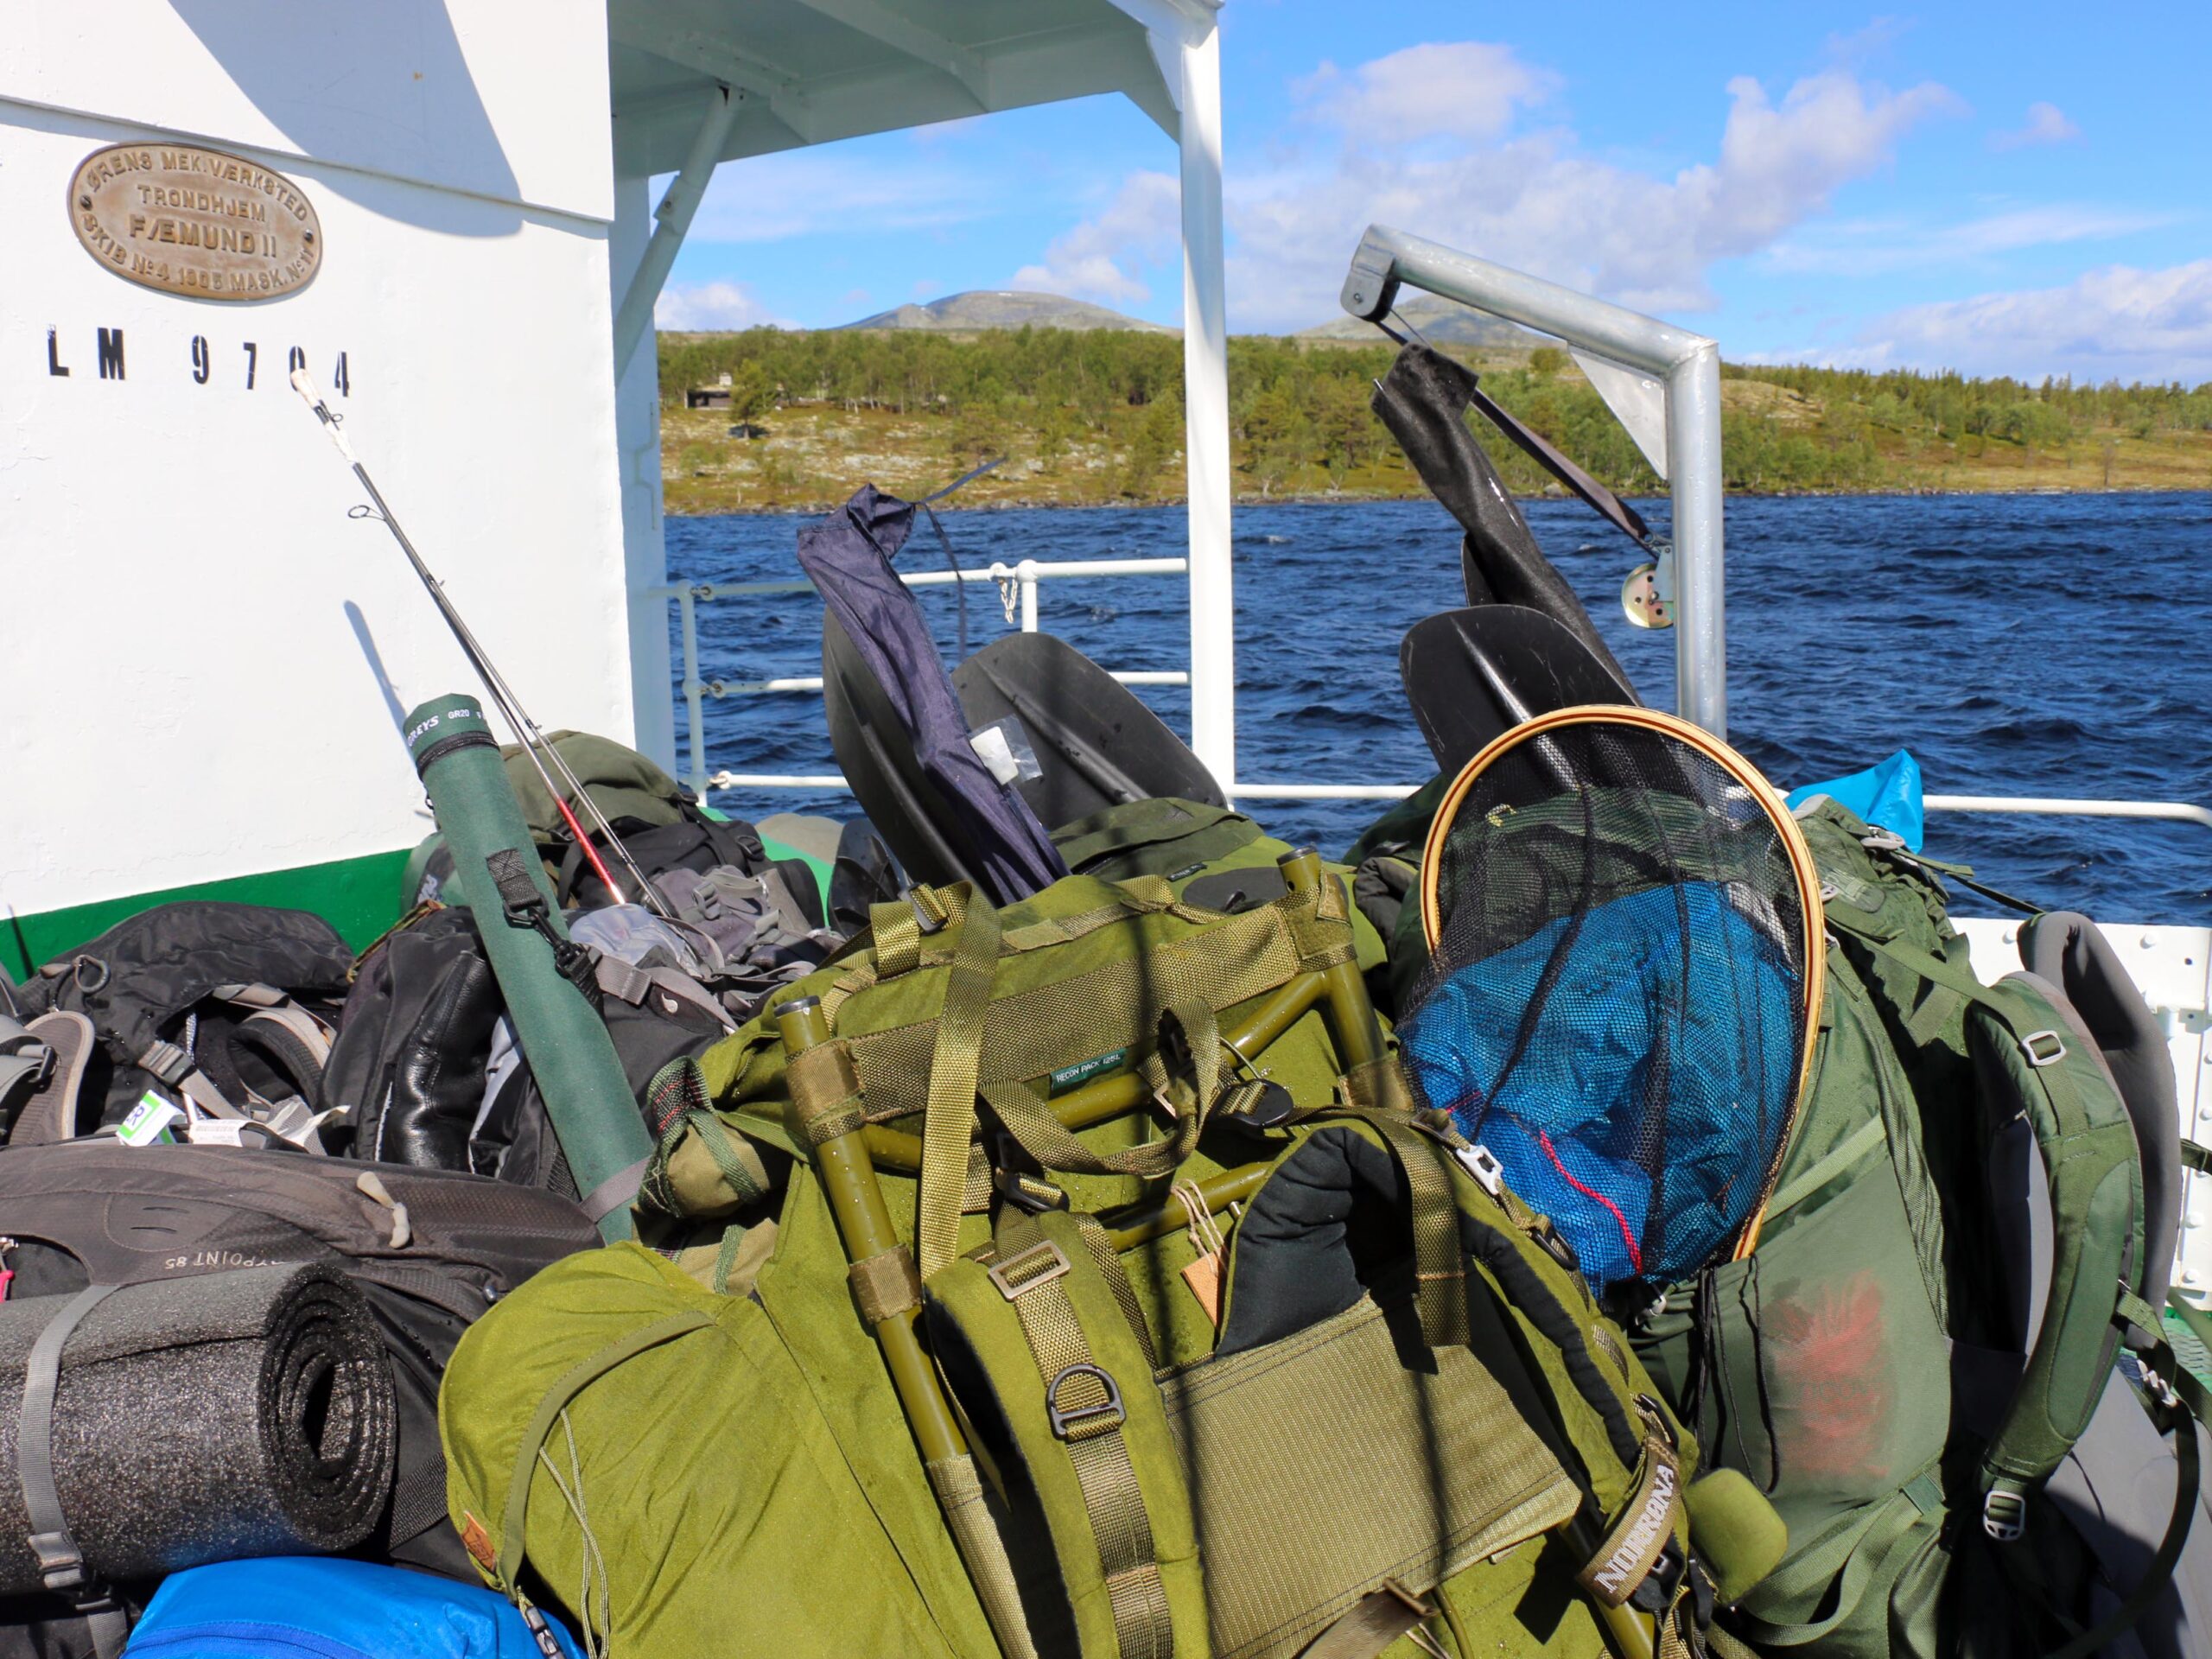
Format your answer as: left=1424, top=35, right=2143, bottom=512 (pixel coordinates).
left=1850, top=931, right=2152, bottom=1537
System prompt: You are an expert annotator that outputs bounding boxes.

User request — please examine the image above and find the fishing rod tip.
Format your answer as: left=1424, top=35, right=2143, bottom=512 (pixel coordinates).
left=289, top=366, right=321, bottom=404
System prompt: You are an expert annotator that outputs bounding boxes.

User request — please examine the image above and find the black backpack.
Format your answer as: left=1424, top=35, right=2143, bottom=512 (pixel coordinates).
left=0, top=1140, right=598, bottom=1649
left=11, top=904, right=353, bottom=1139
left=318, top=909, right=499, bottom=1169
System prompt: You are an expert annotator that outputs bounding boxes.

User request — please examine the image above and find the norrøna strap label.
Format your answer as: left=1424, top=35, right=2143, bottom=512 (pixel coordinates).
left=1578, top=1440, right=1681, bottom=1606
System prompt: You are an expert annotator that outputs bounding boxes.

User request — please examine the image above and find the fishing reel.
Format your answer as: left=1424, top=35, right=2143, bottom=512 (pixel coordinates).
left=1621, top=540, right=1675, bottom=630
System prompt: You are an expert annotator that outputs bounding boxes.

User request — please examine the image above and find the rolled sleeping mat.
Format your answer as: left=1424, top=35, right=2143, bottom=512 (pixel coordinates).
left=404, top=694, right=654, bottom=1240
left=0, top=1264, right=393, bottom=1596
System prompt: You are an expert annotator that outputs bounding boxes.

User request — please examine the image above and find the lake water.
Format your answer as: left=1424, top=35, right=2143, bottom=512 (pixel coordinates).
left=668, top=492, right=2212, bottom=926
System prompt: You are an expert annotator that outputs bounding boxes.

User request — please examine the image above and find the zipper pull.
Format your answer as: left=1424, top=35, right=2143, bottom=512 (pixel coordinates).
left=0, top=1237, right=17, bottom=1304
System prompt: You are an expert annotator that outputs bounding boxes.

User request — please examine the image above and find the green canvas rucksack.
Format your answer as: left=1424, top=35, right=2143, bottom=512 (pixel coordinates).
left=1631, top=800, right=2205, bottom=1656
left=441, top=851, right=1776, bottom=1656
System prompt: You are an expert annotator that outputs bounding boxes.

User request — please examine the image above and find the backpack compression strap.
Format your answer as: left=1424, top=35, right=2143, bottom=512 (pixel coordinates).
left=16, top=1285, right=129, bottom=1659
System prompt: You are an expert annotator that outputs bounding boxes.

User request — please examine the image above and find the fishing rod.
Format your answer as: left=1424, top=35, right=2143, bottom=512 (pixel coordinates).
left=289, top=369, right=673, bottom=919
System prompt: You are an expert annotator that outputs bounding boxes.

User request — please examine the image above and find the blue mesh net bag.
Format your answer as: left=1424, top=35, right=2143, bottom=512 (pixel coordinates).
left=1400, top=707, right=1824, bottom=1294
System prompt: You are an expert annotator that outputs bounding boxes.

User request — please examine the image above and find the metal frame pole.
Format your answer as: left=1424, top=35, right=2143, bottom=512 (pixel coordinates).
left=1340, top=224, right=1728, bottom=736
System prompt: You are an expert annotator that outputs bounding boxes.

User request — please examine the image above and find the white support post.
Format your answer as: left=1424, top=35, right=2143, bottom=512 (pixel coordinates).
left=612, top=172, right=677, bottom=768
left=1174, top=25, right=1236, bottom=792
left=612, top=85, right=738, bottom=373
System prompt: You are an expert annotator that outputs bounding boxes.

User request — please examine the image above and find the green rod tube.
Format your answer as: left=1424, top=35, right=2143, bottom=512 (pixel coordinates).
left=406, top=693, right=652, bottom=1241
left=774, top=998, right=966, bottom=1465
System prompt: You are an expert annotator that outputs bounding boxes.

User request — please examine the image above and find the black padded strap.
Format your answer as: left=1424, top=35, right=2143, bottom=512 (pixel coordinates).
left=18, top=1284, right=129, bottom=1659
left=1465, top=380, right=1655, bottom=550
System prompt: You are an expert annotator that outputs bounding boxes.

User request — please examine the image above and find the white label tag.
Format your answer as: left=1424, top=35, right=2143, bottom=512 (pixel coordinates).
left=117, top=1093, right=182, bottom=1147
left=969, top=724, right=1022, bottom=785
left=185, top=1119, right=251, bottom=1147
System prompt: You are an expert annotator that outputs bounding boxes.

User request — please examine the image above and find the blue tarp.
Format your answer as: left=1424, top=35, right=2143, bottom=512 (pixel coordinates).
left=1402, top=880, right=1800, bottom=1288
left=1785, top=749, right=1924, bottom=851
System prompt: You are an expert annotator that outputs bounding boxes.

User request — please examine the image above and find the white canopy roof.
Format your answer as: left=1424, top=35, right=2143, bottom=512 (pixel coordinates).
left=608, top=0, right=1214, bottom=175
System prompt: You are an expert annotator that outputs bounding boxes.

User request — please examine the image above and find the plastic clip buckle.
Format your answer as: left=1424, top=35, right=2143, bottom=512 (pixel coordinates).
left=1046, top=1362, right=1125, bottom=1440
left=1453, top=1143, right=1506, bottom=1197
left=987, top=1237, right=1071, bottom=1301
left=28, top=1533, right=86, bottom=1595
left=1982, top=1488, right=2026, bottom=1543
left=2019, top=1030, right=2068, bottom=1068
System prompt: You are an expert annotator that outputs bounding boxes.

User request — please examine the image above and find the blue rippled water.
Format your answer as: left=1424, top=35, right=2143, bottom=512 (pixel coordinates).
left=668, top=492, right=2211, bottom=925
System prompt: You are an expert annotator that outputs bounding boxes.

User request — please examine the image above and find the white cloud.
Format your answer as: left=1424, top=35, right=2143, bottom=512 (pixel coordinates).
left=1294, top=42, right=1558, bottom=144
left=1765, top=203, right=2178, bottom=275
left=1847, top=259, right=2212, bottom=382
left=1012, top=170, right=1180, bottom=306
left=654, top=280, right=792, bottom=331
left=1214, top=59, right=1960, bottom=329
left=1991, top=101, right=2080, bottom=151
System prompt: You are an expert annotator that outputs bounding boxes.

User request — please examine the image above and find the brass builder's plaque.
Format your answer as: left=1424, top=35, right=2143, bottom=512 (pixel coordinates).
left=68, top=143, right=321, bottom=302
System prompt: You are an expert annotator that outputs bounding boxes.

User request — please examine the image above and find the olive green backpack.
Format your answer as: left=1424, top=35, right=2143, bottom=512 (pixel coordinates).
left=441, top=852, right=1771, bottom=1656
left=1631, top=801, right=2208, bottom=1656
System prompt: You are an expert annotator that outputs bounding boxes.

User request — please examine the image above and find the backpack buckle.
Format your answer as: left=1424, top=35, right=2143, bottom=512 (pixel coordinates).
left=1452, top=1142, right=1506, bottom=1197
left=988, top=1237, right=1071, bottom=1301
left=2018, top=1029, right=2068, bottom=1068
left=993, top=1166, right=1070, bottom=1216
left=1982, top=1487, right=2026, bottom=1542
left=1046, top=1362, right=1125, bottom=1440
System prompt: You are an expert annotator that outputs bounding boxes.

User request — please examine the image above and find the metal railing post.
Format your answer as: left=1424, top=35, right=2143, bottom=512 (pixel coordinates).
left=677, top=585, right=707, bottom=802
left=1018, top=559, right=1039, bottom=632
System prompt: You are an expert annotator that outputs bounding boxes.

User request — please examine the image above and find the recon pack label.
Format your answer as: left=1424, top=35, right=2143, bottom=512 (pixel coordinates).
left=1048, top=1047, right=1129, bottom=1096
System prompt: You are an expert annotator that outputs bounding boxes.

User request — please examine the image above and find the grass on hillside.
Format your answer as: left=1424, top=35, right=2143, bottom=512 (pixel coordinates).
left=657, top=328, right=2212, bottom=515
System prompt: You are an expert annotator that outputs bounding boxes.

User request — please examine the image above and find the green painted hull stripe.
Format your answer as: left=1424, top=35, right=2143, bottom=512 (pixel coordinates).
left=4, top=848, right=410, bottom=982
left=4, top=831, right=836, bottom=982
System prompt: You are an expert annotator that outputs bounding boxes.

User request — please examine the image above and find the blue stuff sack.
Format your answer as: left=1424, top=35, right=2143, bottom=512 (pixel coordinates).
left=124, top=1558, right=582, bottom=1658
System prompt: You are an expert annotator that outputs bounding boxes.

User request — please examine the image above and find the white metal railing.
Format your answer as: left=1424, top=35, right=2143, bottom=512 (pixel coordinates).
left=647, top=556, right=1189, bottom=801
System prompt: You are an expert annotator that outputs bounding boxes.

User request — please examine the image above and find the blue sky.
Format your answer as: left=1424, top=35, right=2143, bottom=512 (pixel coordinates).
left=655, top=3, right=2212, bottom=385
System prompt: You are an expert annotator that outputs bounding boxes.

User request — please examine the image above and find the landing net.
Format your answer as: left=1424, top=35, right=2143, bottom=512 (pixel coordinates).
left=1401, top=707, right=1823, bottom=1293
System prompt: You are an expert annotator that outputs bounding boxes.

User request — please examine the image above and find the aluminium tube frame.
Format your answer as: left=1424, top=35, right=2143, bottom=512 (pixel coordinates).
left=1340, top=224, right=1728, bottom=737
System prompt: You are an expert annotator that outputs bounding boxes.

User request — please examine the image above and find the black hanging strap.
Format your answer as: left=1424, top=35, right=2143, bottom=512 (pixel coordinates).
left=19, top=1285, right=129, bottom=1659
left=1372, top=315, right=1655, bottom=551
left=1465, top=381, right=1654, bottom=550
left=484, top=850, right=600, bottom=1001
left=913, top=456, right=1006, bottom=662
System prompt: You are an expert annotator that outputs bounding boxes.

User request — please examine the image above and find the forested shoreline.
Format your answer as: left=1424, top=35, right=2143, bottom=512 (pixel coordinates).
left=656, top=327, right=2212, bottom=513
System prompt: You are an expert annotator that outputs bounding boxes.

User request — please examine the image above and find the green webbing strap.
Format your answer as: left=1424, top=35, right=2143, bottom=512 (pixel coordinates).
left=1736, top=1469, right=1942, bottom=1647
left=988, top=1216, right=1174, bottom=1659
left=917, top=893, right=1002, bottom=1281
left=1762, top=1116, right=1889, bottom=1224
left=2183, top=1138, right=2212, bottom=1175
left=1357, top=1109, right=1471, bottom=1351
left=1072, top=1211, right=1160, bottom=1371
left=2040, top=1344, right=2204, bottom=1659
left=981, top=1000, right=1224, bottom=1185
left=495, top=1311, right=714, bottom=1594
